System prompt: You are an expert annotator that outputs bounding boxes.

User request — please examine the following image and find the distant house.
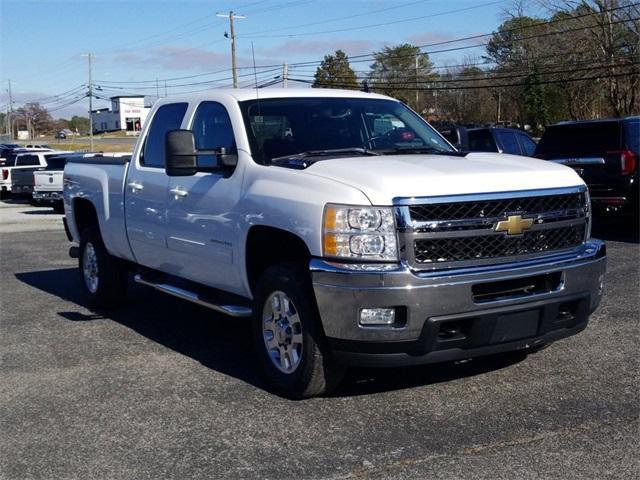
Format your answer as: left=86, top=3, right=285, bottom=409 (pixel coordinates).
left=91, top=96, right=151, bottom=134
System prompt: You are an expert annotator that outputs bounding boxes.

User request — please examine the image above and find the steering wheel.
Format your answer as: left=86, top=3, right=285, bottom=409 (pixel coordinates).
left=363, top=133, right=395, bottom=150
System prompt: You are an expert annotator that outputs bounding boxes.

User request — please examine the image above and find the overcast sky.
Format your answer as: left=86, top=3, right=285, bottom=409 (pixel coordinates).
left=0, top=0, right=529, bottom=118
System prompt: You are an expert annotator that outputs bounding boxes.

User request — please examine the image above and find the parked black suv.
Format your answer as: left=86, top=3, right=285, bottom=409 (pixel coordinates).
left=467, top=127, right=537, bottom=157
left=535, top=117, right=639, bottom=217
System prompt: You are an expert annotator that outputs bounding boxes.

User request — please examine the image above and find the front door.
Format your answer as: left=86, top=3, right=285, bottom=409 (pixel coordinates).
left=125, top=102, right=188, bottom=270
left=164, top=101, right=244, bottom=292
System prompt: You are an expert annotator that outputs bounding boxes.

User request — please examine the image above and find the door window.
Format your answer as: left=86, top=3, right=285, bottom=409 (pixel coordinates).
left=468, top=130, right=497, bottom=152
left=517, top=133, right=537, bottom=156
left=191, top=101, right=236, bottom=168
left=142, top=103, right=188, bottom=168
left=496, top=131, right=520, bottom=154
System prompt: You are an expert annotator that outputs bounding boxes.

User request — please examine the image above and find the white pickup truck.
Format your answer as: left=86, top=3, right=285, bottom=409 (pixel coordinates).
left=63, top=89, right=606, bottom=398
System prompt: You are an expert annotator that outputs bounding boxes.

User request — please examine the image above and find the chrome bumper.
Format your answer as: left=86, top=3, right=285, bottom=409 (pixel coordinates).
left=311, top=240, right=606, bottom=366
left=33, top=191, right=62, bottom=202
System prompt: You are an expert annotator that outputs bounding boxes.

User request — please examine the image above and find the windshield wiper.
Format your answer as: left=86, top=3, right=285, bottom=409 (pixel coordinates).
left=271, top=147, right=380, bottom=164
left=384, top=146, right=451, bottom=155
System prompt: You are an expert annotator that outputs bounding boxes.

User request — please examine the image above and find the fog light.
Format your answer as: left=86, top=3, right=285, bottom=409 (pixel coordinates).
left=360, top=308, right=395, bottom=326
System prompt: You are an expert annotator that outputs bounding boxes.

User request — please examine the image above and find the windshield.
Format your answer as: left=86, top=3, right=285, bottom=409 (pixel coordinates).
left=239, top=97, right=454, bottom=164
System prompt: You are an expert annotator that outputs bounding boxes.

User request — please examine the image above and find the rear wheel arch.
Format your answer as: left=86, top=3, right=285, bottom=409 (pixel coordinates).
left=73, top=198, right=99, bottom=237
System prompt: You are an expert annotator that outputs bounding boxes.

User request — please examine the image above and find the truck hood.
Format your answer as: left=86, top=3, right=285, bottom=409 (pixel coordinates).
left=304, top=152, right=584, bottom=205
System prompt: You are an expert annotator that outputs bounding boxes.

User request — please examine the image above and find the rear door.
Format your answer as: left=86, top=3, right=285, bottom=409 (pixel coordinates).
left=535, top=122, right=623, bottom=193
left=125, top=102, right=188, bottom=270
left=164, top=100, right=244, bottom=291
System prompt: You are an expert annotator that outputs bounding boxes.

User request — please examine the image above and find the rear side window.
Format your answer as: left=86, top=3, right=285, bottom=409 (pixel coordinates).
left=468, top=130, right=497, bottom=152
left=142, top=103, right=188, bottom=168
left=45, top=156, right=67, bottom=170
left=536, top=122, right=622, bottom=158
left=517, top=133, right=537, bottom=156
left=191, top=101, right=236, bottom=167
left=16, top=154, right=39, bottom=166
left=496, top=131, right=520, bottom=154
left=624, top=120, right=639, bottom=153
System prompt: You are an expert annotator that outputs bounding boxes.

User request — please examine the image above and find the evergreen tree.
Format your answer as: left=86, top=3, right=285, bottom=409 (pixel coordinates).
left=312, top=50, right=359, bottom=90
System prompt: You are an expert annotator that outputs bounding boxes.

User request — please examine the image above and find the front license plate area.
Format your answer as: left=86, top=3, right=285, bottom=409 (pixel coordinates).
left=490, top=309, right=540, bottom=343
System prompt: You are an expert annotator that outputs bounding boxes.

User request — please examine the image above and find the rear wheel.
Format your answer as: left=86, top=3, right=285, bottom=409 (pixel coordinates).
left=79, top=226, right=128, bottom=307
left=252, top=263, right=344, bottom=399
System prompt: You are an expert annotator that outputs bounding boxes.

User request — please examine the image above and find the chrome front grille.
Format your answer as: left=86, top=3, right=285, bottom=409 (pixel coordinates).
left=408, top=192, right=586, bottom=223
left=414, top=224, right=585, bottom=263
left=395, top=187, right=589, bottom=270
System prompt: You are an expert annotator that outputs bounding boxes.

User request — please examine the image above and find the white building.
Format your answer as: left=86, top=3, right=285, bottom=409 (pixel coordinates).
left=91, top=96, right=151, bottom=134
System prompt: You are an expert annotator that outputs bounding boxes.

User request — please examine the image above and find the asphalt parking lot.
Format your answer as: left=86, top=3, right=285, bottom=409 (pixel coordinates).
left=1, top=201, right=638, bottom=479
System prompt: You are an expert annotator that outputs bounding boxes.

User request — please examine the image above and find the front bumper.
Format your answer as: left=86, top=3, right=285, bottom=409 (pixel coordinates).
left=311, top=240, right=606, bottom=367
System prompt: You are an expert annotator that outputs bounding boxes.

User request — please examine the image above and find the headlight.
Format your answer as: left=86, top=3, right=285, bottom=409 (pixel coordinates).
left=323, top=204, right=398, bottom=261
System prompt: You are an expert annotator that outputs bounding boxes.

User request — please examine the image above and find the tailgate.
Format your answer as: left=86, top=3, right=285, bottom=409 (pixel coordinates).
left=535, top=122, right=626, bottom=195
left=34, top=171, right=63, bottom=191
left=12, top=167, right=43, bottom=187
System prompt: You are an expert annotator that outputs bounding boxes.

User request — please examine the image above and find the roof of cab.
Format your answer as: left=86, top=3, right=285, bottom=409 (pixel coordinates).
left=155, top=88, right=394, bottom=105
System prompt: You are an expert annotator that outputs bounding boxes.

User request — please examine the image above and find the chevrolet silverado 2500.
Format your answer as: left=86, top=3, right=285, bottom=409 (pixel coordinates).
left=63, top=89, right=606, bottom=398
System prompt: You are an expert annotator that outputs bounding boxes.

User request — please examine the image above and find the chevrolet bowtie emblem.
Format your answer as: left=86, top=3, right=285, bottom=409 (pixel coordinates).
left=495, top=215, right=534, bottom=235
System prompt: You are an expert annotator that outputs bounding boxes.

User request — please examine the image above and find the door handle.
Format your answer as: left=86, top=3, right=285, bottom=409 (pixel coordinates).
left=127, top=181, right=144, bottom=192
left=170, top=187, right=189, bottom=198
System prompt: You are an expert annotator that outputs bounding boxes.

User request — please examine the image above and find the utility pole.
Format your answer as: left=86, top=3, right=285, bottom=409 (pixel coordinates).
left=7, top=79, right=13, bottom=139
left=82, top=53, right=94, bottom=151
left=496, top=91, right=502, bottom=123
left=282, top=63, right=288, bottom=88
left=156, top=78, right=160, bottom=100
left=217, top=11, right=245, bottom=88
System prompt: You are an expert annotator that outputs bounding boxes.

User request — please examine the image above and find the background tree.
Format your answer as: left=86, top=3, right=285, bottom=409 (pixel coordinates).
left=368, top=43, right=437, bottom=112
left=312, top=50, right=359, bottom=90
left=14, top=103, right=53, bottom=138
left=68, top=115, right=90, bottom=134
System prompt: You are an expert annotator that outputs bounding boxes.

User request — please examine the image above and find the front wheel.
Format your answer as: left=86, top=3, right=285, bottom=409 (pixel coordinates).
left=79, top=226, right=128, bottom=307
left=252, top=263, right=344, bottom=399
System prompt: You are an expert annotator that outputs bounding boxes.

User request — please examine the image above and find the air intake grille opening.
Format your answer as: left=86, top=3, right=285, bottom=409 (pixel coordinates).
left=414, top=225, right=585, bottom=264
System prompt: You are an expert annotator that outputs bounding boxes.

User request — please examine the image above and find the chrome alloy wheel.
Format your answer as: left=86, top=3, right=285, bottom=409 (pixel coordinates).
left=262, top=291, right=303, bottom=374
left=82, top=242, right=99, bottom=293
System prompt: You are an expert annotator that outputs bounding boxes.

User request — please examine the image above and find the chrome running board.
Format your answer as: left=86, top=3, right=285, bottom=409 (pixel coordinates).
left=134, top=274, right=252, bottom=318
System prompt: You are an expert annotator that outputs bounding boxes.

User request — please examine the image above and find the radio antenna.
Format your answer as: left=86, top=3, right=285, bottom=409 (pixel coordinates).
left=251, top=41, right=261, bottom=116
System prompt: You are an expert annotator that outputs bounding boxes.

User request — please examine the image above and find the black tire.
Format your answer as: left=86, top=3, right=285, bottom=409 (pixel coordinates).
left=252, top=262, right=344, bottom=399
left=79, top=226, right=128, bottom=307
left=0, top=190, right=8, bottom=200
left=53, top=203, right=64, bottom=214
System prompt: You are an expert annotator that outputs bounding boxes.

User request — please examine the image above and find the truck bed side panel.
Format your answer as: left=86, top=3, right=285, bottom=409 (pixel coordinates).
left=64, top=161, right=135, bottom=262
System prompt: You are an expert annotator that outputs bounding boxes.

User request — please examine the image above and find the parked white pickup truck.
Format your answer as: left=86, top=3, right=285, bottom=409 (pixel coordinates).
left=0, top=148, right=53, bottom=198
left=63, top=89, right=606, bottom=398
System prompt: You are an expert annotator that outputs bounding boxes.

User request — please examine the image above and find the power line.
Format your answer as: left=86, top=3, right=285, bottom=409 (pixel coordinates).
left=239, top=0, right=431, bottom=37
left=240, top=0, right=504, bottom=38
left=289, top=68, right=638, bottom=91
